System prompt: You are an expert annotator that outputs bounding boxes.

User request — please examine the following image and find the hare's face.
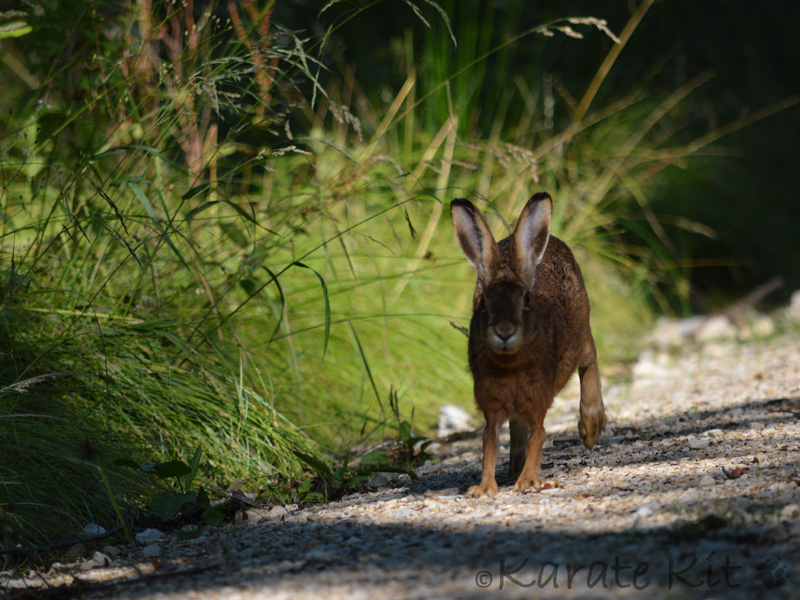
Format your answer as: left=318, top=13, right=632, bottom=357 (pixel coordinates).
left=452, top=194, right=552, bottom=361
left=480, top=280, right=530, bottom=355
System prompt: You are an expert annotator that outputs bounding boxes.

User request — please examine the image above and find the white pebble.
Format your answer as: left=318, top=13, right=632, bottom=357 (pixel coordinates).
left=438, top=404, right=474, bottom=437
left=135, top=528, right=165, bottom=545
left=688, top=437, right=710, bottom=449
left=699, top=475, right=716, bottom=487
left=635, top=502, right=658, bottom=517
left=696, top=315, right=736, bottom=342
left=751, top=316, right=775, bottom=338
left=79, top=551, right=111, bottom=571
left=83, top=523, right=106, bottom=536
left=779, top=504, right=800, bottom=521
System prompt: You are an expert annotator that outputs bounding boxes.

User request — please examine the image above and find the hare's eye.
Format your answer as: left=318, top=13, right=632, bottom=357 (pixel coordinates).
left=523, top=291, right=531, bottom=308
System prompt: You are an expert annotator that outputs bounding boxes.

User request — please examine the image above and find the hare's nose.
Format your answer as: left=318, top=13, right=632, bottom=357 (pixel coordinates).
left=495, top=322, right=515, bottom=341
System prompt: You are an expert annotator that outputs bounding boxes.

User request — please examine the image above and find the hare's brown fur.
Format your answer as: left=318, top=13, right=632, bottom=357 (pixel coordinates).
left=451, top=194, right=607, bottom=497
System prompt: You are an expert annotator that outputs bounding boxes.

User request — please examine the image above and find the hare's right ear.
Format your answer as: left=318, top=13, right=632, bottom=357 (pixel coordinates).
left=513, top=192, right=552, bottom=287
left=450, top=199, right=499, bottom=286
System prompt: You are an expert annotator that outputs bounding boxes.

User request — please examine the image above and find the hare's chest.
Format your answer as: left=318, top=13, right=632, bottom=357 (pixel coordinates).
left=473, top=369, right=556, bottom=417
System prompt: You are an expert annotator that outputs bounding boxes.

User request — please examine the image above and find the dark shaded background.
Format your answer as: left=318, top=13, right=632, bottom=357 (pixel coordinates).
left=276, top=0, right=800, bottom=310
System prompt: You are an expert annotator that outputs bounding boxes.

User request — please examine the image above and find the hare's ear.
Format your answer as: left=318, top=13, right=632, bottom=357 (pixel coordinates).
left=513, top=192, right=552, bottom=286
left=450, top=199, right=500, bottom=286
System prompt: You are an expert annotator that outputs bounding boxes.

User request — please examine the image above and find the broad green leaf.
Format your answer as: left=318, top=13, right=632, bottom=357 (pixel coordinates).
left=152, top=492, right=194, bottom=521
left=127, top=181, right=159, bottom=222
left=221, top=199, right=257, bottom=224
left=153, top=329, right=196, bottom=357
left=202, top=505, right=226, bottom=526
left=184, top=201, right=218, bottom=219
left=359, top=450, right=390, bottom=466
left=184, top=199, right=257, bottom=224
left=238, top=276, right=259, bottom=296
left=181, top=183, right=211, bottom=200
left=153, top=460, right=191, bottom=479
left=195, top=486, right=210, bottom=510
left=0, top=22, right=32, bottom=39
left=294, top=451, right=333, bottom=480
left=349, top=474, right=370, bottom=487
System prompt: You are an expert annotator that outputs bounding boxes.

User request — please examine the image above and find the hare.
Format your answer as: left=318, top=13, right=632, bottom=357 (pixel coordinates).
left=450, top=193, right=607, bottom=497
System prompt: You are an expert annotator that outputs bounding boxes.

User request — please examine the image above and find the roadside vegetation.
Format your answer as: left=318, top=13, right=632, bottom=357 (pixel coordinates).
left=1, top=0, right=794, bottom=553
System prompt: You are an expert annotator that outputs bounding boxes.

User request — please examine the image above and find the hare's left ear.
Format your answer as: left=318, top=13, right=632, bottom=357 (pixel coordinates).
left=450, top=198, right=500, bottom=288
left=513, top=192, right=552, bottom=286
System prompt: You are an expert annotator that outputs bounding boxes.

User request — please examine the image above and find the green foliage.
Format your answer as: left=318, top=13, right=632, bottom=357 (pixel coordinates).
left=294, top=450, right=415, bottom=502
left=0, top=287, right=320, bottom=546
left=289, top=387, right=439, bottom=501
left=115, top=449, right=225, bottom=525
left=0, top=10, right=32, bottom=39
left=2, top=0, right=785, bottom=549
left=389, top=387, right=436, bottom=467
left=396, top=420, right=435, bottom=465
left=0, top=0, right=330, bottom=547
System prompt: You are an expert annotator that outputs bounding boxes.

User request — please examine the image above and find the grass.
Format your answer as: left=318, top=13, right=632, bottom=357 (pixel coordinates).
left=0, top=204, right=321, bottom=546
left=0, top=0, right=771, bottom=550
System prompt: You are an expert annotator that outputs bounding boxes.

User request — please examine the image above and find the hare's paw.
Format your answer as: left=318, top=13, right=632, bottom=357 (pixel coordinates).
left=579, top=405, right=607, bottom=450
left=467, top=480, right=498, bottom=497
left=512, top=476, right=542, bottom=492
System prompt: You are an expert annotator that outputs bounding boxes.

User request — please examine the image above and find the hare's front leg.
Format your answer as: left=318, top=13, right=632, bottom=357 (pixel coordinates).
left=577, top=337, right=607, bottom=449
left=467, top=410, right=504, bottom=497
left=512, top=411, right=546, bottom=491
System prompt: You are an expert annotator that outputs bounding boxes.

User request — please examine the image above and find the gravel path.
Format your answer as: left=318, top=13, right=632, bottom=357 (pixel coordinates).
left=5, top=314, right=800, bottom=599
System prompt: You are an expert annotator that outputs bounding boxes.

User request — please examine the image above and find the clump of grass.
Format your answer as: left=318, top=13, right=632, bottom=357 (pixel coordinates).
left=0, top=0, right=333, bottom=548
left=0, top=241, right=321, bottom=547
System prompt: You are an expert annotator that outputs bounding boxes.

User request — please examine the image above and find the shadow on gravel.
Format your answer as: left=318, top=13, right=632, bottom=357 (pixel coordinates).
left=9, top=395, right=798, bottom=600
left=56, top=518, right=794, bottom=600
left=547, top=395, right=800, bottom=466
left=418, top=395, right=799, bottom=493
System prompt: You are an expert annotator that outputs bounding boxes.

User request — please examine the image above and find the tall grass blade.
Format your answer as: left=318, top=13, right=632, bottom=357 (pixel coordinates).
left=347, top=321, right=384, bottom=420
left=126, top=181, right=188, bottom=268
left=294, top=261, right=331, bottom=361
